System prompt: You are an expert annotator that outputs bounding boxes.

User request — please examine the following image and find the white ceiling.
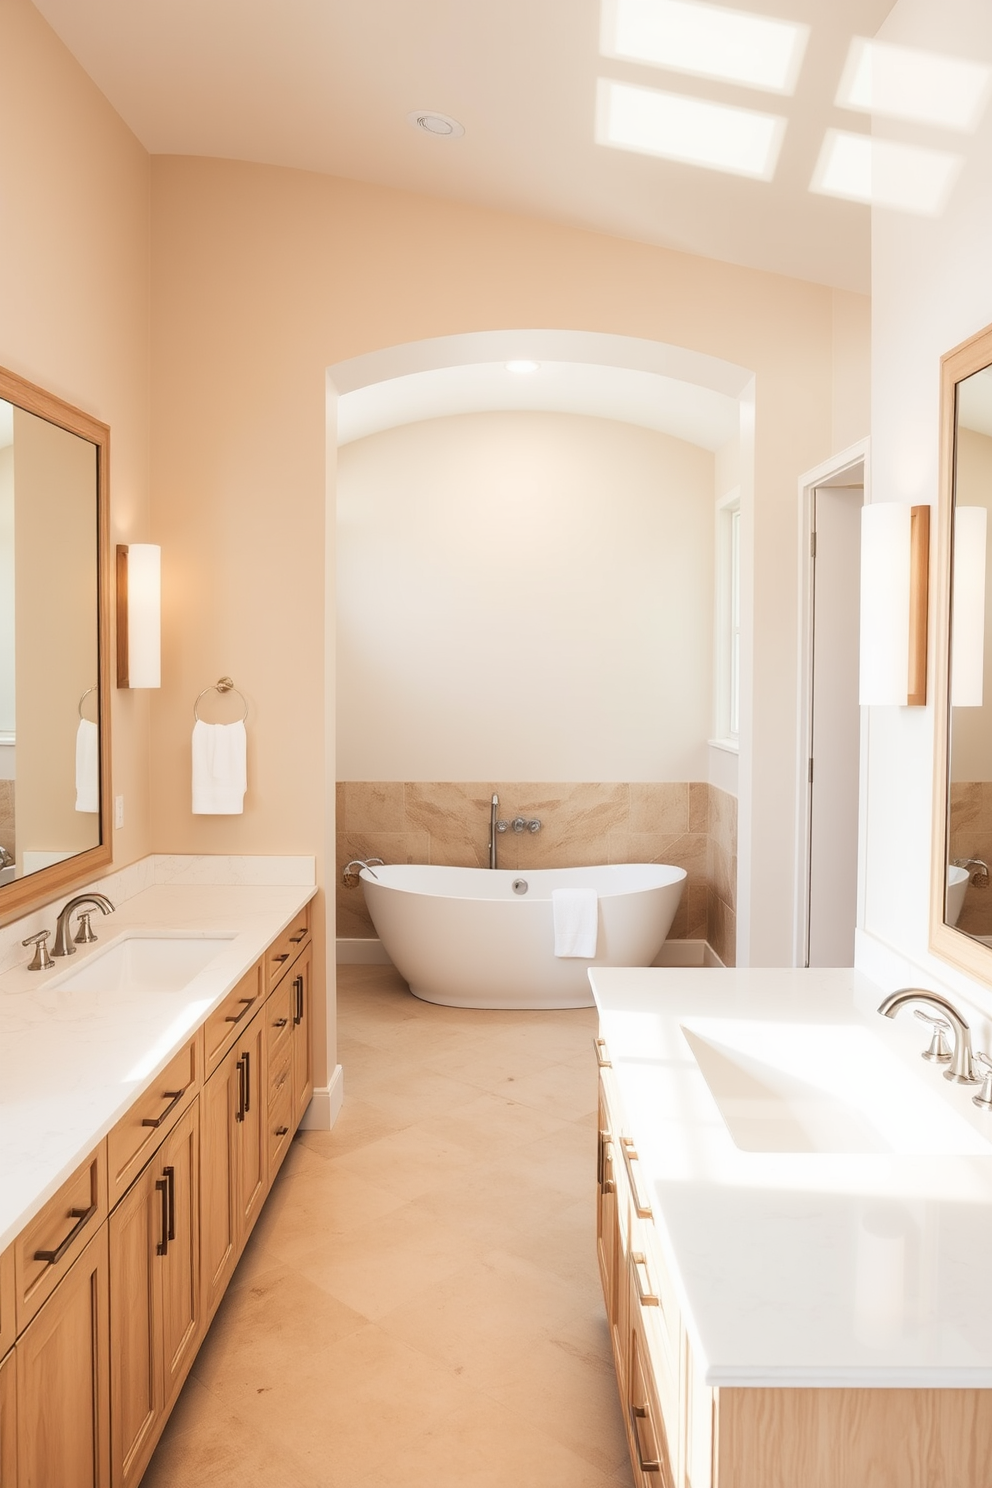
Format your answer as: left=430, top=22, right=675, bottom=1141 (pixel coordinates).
left=31, top=0, right=904, bottom=292
left=338, top=360, right=741, bottom=449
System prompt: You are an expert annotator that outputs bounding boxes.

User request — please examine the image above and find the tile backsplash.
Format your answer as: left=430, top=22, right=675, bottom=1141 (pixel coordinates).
left=337, top=781, right=737, bottom=965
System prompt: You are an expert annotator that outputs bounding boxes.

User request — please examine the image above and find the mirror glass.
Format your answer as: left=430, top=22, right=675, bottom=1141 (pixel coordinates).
left=0, top=390, right=104, bottom=895
left=945, top=361, right=992, bottom=940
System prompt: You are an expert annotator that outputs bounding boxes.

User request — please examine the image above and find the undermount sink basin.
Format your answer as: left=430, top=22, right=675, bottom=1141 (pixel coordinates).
left=53, top=935, right=235, bottom=995
left=681, top=1019, right=990, bottom=1156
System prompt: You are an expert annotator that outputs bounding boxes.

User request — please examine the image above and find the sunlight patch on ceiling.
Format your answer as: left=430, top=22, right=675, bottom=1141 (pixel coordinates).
left=337, top=361, right=740, bottom=452
left=836, top=38, right=992, bottom=133
left=602, top=0, right=808, bottom=95
left=596, top=78, right=785, bottom=180
left=810, top=130, right=962, bottom=217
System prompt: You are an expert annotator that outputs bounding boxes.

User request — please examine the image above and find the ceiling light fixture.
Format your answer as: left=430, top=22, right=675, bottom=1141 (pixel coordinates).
left=505, top=361, right=540, bottom=375
left=810, top=129, right=962, bottom=216
left=597, top=78, right=785, bottom=180
left=836, top=38, right=991, bottom=133
left=407, top=110, right=465, bottom=138
left=601, top=0, right=808, bottom=95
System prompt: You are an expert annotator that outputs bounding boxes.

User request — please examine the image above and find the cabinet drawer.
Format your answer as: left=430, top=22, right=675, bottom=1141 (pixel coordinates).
left=264, top=972, right=294, bottom=1070
left=15, top=1146, right=107, bottom=1330
left=266, top=906, right=310, bottom=991
left=0, top=1246, right=13, bottom=1361
left=204, top=963, right=263, bottom=1076
left=107, top=1033, right=202, bottom=1206
left=267, top=1048, right=294, bottom=1180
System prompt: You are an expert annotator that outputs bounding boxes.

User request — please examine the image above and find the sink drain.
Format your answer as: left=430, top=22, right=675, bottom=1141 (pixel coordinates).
left=511, top=878, right=529, bottom=895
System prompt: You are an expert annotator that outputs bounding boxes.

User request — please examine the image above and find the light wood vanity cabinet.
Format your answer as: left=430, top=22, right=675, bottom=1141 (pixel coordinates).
left=16, top=1228, right=111, bottom=1488
left=5, top=904, right=314, bottom=1488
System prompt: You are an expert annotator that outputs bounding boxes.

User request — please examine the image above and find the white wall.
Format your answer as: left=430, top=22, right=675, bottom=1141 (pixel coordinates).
left=860, top=0, right=992, bottom=1000
left=337, top=410, right=714, bottom=782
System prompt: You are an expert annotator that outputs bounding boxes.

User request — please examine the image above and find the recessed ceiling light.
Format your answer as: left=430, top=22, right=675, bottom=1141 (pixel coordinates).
left=407, top=110, right=465, bottom=139
left=836, top=38, right=991, bottom=133
left=810, top=130, right=962, bottom=217
left=597, top=78, right=785, bottom=180
left=505, top=361, right=541, bottom=375
left=601, top=0, right=808, bottom=96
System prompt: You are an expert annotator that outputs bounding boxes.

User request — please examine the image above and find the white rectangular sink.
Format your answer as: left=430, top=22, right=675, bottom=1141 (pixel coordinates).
left=54, top=935, right=235, bottom=995
left=682, top=1019, right=990, bottom=1156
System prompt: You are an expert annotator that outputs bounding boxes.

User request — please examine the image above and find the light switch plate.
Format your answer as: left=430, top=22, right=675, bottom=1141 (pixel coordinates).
left=114, top=795, right=125, bottom=829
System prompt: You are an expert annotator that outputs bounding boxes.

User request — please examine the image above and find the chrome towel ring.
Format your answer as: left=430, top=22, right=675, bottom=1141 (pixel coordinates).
left=193, top=676, right=248, bottom=723
left=78, top=687, right=97, bottom=721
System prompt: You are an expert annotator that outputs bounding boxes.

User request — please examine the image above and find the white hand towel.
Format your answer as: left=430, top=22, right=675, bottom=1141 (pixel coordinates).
left=75, top=718, right=99, bottom=813
left=192, top=719, right=247, bottom=815
left=553, top=886, right=598, bottom=958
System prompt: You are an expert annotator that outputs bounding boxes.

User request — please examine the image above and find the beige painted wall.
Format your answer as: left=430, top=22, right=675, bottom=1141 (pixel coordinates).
left=0, top=0, right=152, bottom=876
left=149, top=155, right=867, bottom=973
left=337, top=411, right=715, bottom=782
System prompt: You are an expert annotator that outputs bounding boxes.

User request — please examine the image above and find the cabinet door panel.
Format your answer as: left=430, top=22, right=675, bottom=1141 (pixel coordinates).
left=291, top=945, right=313, bottom=1127
left=200, top=1047, right=239, bottom=1324
left=109, top=1166, right=161, bottom=1488
left=0, top=1348, right=15, bottom=1488
left=237, top=1018, right=267, bottom=1239
left=17, top=1227, right=110, bottom=1488
left=160, top=1102, right=201, bottom=1407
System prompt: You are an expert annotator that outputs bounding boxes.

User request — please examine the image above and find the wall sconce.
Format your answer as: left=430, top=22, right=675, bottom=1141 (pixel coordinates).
left=116, top=543, right=161, bottom=688
left=859, top=503, right=930, bottom=706
left=951, top=505, right=987, bottom=707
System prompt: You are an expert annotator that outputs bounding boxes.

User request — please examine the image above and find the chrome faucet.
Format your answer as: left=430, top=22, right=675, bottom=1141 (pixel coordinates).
left=952, top=857, right=990, bottom=888
left=877, top=987, right=980, bottom=1085
left=342, top=858, right=383, bottom=886
left=51, top=893, right=115, bottom=957
left=489, top=794, right=506, bottom=870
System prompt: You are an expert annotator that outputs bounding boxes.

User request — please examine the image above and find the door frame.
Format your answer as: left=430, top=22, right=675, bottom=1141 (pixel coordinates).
left=793, top=437, right=871, bottom=966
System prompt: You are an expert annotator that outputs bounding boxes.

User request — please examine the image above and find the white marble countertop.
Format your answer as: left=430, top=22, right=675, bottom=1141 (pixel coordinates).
left=0, top=879, right=316, bottom=1254
left=590, top=967, right=992, bottom=1389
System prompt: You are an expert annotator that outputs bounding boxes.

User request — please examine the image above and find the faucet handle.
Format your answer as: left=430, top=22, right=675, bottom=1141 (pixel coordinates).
left=21, top=931, right=54, bottom=972
left=972, top=1053, right=992, bottom=1110
left=914, top=1008, right=953, bottom=1064
left=73, top=912, right=98, bottom=945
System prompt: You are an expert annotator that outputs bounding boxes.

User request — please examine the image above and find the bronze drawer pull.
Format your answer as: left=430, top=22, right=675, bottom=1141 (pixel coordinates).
left=141, top=1088, right=186, bottom=1128
left=34, top=1202, right=98, bottom=1266
left=275, top=1125, right=290, bottom=1137
left=594, top=1037, right=612, bottom=1068
left=235, top=1058, right=246, bottom=1123
left=155, top=1177, right=169, bottom=1256
left=273, top=1017, right=289, bottom=1029
left=631, top=1252, right=660, bottom=1308
left=225, top=996, right=255, bottom=1024
left=289, top=930, right=307, bottom=944
left=293, top=974, right=304, bottom=1026
left=621, top=1137, right=653, bottom=1219
left=628, top=1404, right=662, bottom=1475
left=243, top=1049, right=251, bottom=1113
left=272, top=953, right=290, bottom=964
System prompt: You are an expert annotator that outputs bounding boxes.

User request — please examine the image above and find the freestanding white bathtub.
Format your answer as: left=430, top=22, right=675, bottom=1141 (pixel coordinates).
left=359, top=862, right=686, bottom=1009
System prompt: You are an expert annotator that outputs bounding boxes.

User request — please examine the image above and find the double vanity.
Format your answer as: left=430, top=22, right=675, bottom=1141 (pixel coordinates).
left=591, top=967, right=992, bottom=1488
left=0, top=868, right=317, bottom=1488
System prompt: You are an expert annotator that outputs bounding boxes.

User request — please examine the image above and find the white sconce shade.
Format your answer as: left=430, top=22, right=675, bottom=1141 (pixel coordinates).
left=859, top=503, right=930, bottom=706
left=951, top=505, right=987, bottom=707
left=116, top=543, right=161, bottom=688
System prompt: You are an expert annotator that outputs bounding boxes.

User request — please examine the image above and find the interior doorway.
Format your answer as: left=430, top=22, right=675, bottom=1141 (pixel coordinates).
left=795, top=443, right=869, bottom=967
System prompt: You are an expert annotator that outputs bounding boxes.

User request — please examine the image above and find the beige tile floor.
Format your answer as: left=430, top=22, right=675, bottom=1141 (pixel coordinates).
left=142, top=964, right=635, bottom=1488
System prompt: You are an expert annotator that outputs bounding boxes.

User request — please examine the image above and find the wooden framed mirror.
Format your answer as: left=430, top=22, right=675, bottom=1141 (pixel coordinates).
left=931, top=320, right=992, bottom=980
left=0, top=366, right=112, bottom=921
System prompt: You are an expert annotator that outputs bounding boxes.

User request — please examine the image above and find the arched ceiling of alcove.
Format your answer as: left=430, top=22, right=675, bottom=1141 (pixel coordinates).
left=337, top=359, right=740, bottom=451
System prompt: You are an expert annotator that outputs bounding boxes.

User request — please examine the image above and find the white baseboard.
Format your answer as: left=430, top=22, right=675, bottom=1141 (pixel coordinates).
left=703, top=943, right=726, bottom=967
left=299, top=1064, right=344, bottom=1130
left=337, top=937, right=392, bottom=964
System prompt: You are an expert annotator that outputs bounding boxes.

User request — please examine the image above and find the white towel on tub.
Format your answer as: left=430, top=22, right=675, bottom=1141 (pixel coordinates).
left=553, top=887, right=598, bottom=958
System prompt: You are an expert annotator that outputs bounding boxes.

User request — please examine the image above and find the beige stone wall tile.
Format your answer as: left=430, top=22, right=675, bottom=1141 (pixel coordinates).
left=404, top=782, right=493, bottom=868
left=709, top=893, right=737, bottom=967
left=665, top=893, right=689, bottom=941
left=709, top=842, right=735, bottom=909
left=709, top=786, right=737, bottom=854
left=340, top=781, right=405, bottom=833
left=688, top=781, right=709, bottom=834
left=686, top=884, right=708, bottom=939
left=949, top=781, right=981, bottom=835
left=336, top=893, right=375, bottom=939
left=629, top=783, right=687, bottom=835
left=507, top=783, right=628, bottom=869
left=335, top=830, right=432, bottom=937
